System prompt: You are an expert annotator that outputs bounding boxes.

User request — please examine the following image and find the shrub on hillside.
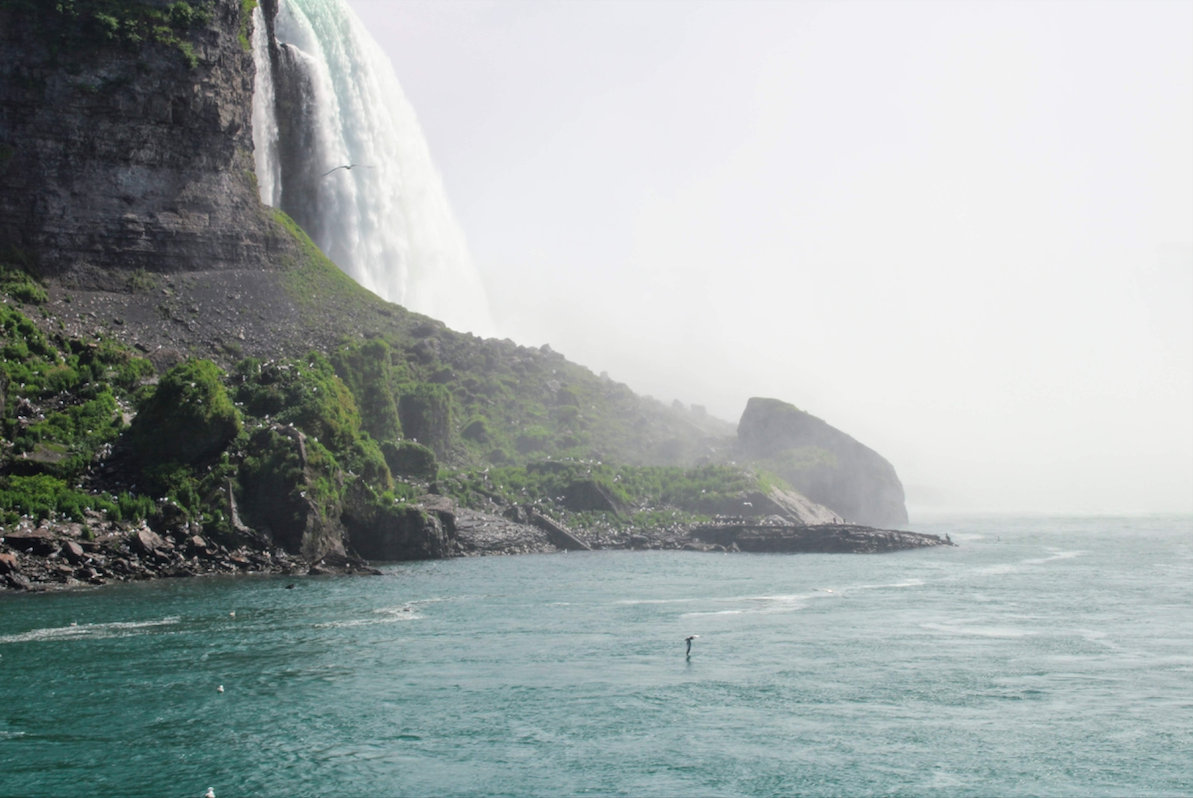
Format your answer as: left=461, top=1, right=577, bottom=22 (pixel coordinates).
left=126, top=359, right=240, bottom=468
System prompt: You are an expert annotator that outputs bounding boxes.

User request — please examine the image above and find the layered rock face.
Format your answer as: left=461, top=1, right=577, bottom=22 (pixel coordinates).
left=737, top=397, right=908, bottom=527
left=0, top=0, right=294, bottom=284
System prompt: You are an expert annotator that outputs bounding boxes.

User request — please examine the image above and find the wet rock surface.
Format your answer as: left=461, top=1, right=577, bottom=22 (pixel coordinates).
left=0, top=513, right=375, bottom=593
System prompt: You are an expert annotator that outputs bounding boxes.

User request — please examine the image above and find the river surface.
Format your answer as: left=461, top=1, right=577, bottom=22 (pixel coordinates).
left=2, top=515, right=1190, bottom=797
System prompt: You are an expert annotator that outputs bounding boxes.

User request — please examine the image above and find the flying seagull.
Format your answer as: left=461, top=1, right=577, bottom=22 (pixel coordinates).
left=322, top=163, right=368, bottom=177
left=685, top=635, right=700, bottom=657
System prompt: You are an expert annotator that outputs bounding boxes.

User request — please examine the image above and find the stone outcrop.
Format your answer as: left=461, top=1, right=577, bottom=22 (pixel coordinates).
left=237, top=424, right=347, bottom=561
left=561, top=478, right=627, bottom=516
left=736, top=397, right=908, bottom=527
left=343, top=492, right=457, bottom=561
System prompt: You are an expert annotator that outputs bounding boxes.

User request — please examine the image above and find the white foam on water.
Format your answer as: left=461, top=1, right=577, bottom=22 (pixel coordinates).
left=615, top=597, right=704, bottom=606
left=976, top=549, right=1086, bottom=576
left=0, top=616, right=181, bottom=645
left=849, top=579, right=927, bottom=591
left=1023, top=549, right=1086, bottom=565
left=312, top=604, right=421, bottom=629
left=919, top=621, right=1036, bottom=638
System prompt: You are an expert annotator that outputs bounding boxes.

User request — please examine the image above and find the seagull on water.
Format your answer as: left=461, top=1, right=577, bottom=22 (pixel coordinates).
left=685, top=635, right=700, bottom=657
left=204, top=789, right=215, bottom=798
left=217, top=685, right=224, bottom=693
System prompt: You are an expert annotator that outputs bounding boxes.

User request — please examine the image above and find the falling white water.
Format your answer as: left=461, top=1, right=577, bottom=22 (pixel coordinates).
left=250, top=0, right=494, bottom=336
left=250, top=6, right=281, bottom=207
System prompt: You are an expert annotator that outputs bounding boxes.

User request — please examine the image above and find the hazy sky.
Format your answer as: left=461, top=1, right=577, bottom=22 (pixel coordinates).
left=349, top=0, right=1193, bottom=515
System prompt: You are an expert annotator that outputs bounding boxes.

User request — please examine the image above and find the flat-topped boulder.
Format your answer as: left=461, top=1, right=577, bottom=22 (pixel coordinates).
left=690, top=522, right=950, bottom=554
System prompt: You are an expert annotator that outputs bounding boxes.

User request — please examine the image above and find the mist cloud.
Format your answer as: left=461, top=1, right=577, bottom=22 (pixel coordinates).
left=351, top=0, right=1193, bottom=515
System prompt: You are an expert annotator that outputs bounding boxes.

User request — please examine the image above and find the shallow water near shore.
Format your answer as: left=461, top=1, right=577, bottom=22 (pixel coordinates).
left=2, top=515, right=1190, bottom=797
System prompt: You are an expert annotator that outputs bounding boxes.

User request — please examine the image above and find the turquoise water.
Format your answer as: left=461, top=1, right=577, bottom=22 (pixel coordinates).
left=2, top=515, right=1190, bottom=797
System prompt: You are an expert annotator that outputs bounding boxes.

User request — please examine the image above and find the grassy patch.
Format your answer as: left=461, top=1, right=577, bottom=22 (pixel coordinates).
left=3, top=0, right=217, bottom=68
left=269, top=208, right=372, bottom=305
left=0, top=264, right=48, bottom=304
left=239, top=0, right=258, bottom=51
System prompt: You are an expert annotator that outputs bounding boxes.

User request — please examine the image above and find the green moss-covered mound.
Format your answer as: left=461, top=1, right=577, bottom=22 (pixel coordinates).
left=127, top=359, right=240, bottom=468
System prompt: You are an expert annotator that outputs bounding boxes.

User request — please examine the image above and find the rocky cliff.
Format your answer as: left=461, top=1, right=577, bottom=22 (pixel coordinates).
left=0, top=0, right=297, bottom=284
left=737, top=397, right=908, bottom=527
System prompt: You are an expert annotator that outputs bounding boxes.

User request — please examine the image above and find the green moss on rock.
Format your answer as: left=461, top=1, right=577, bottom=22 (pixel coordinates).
left=127, top=358, right=240, bottom=468
left=398, top=383, right=452, bottom=457
left=381, top=440, right=437, bottom=481
left=331, top=338, right=403, bottom=444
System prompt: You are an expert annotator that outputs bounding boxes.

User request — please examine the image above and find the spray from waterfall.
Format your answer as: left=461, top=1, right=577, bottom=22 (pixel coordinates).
left=251, top=0, right=494, bottom=336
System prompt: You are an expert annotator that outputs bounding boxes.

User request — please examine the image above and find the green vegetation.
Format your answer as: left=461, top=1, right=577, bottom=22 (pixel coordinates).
left=0, top=270, right=161, bottom=524
left=381, top=440, right=437, bottom=481
left=330, top=338, right=404, bottom=443
left=2, top=0, right=215, bottom=68
left=0, top=264, right=48, bottom=305
left=440, top=460, right=771, bottom=532
left=0, top=474, right=151, bottom=525
left=272, top=209, right=372, bottom=306
left=397, top=382, right=452, bottom=456
left=239, top=0, right=258, bottom=51
left=125, top=268, right=158, bottom=294
left=127, top=359, right=240, bottom=468
left=0, top=249, right=767, bottom=555
left=0, top=287, right=408, bottom=543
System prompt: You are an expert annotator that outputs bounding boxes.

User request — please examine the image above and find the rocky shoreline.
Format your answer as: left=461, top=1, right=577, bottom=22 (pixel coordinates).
left=1, top=501, right=952, bottom=593
left=0, top=516, right=382, bottom=593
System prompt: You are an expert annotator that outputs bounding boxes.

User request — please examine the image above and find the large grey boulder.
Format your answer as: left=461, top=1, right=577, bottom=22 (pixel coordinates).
left=736, top=397, right=908, bottom=527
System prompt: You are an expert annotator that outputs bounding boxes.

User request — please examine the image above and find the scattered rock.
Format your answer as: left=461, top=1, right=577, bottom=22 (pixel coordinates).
left=4, top=531, right=56, bottom=557
left=61, top=541, right=86, bottom=562
left=5, top=572, right=34, bottom=591
left=131, top=528, right=167, bottom=557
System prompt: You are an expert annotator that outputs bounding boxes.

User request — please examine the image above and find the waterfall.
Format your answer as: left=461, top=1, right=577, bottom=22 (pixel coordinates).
left=250, top=6, right=281, bottom=207
left=250, top=0, right=493, bottom=336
